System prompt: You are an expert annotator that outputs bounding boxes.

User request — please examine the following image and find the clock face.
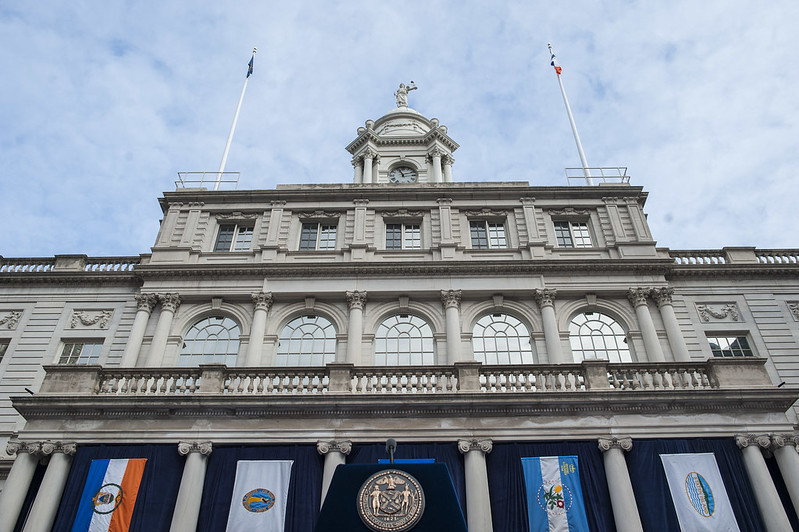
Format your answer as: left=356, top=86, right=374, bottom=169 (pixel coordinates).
left=389, top=166, right=418, bottom=183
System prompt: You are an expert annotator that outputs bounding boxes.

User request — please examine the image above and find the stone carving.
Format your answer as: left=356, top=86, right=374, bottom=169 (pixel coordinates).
left=650, top=287, right=674, bottom=308
left=547, top=208, right=590, bottom=216
left=462, top=208, right=507, bottom=217
left=317, top=440, right=353, bottom=455
left=441, top=290, right=462, bottom=310
left=159, top=293, right=182, bottom=313
left=735, top=434, right=771, bottom=449
left=6, top=440, right=41, bottom=456
left=361, top=148, right=377, bottom=160
left=457, top=439, right=493, bottom=454
left=71, top=310, right=113, bottom=329
left=177, top=441, right=213, bottom=456
left=627, top=288, right=651, bottom=307
left=696, top=303, right=739, bottom=322
left=787, top=302, right=799, bottom=321
left=135, top=294, right=158, bottom=313
left=346, top=290, right=368, bottom=310
left=297, top=211, right=341, bottom=220
left=441, top=154, right=455, bottom=165
left=0, top=311, right=22, bottom=329
left=252, top=292, right=274, bottom=312
left=428, top=147, right=443, bottom=159
left=394, top=81, right=417, bottom=107
left=381, top=210, right=424, bottom=218
left=41, top=441, right=77, bottom=456
left=533, top=288, right=557, bottom=308
left=597, top=437, right=633, bottom=452
left=215, top=211, right=259, bottom=221
left=769, top=434, right=799, bottom=450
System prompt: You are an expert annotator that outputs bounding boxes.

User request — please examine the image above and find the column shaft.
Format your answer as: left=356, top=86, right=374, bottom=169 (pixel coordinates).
left=739, top=445, right=792, bottom=531
left=443, top=161, right=453, bottom=182
left=320, top=451, right=346, bottom=507
left=0, top=452, right=39, bottom=532
left=23, top=452, right=73, bottom=532
left=346, top=291, right=366, bottom=365
left=147, top=308, right=175, bottom=367
left=774, top=444, right=799, bottom=517
left=601, top=447, right=643, bottom=532
left=121, top=308, right=151, bottom=367
left=658, top=303, right=690, bottom=361
left=362, top=156, right=373, bottom=184
left=246, top=307, right=267, bottom=366
left=628, top=289, right=665, bottom=362
left=445, top=306, right=461, bottom=364
left=169, top=451, right=210, bottom=532
left=541, top=305, right=564, bottom=364
left=459, top=440, right=493, bottom=532
left=432, top=154, right=442, bottom=182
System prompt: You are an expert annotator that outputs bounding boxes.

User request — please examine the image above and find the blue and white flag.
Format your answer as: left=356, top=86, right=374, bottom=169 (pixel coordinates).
left=660, top=453, right=740, bottom=532
left=225, top=460, right=293, bottom=532
left=522, top=456, right=590, bottom=532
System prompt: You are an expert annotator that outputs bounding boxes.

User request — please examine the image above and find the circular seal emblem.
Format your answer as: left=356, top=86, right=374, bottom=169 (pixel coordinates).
left=357, top=470, right=425, bottom=532
left=92, top=483, right=123, bottom=514
left=536, top=482, right=574, bottom=515
left=684, top=472, right=715, bottom=517
left=242, top=488, right=276, bottom=513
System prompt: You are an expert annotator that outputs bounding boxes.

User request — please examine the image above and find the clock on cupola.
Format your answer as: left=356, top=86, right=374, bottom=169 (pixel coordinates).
left=346, top=82, right=459, bottom=184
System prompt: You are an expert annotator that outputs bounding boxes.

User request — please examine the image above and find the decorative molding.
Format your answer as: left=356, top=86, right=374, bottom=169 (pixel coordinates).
left=786, top=302, right=799, bottom=321
left=650, top=287, right=674, bottom=308
left=735, top=434, right=771, bottom=449
left=462, top=208, right=507, bottom=217
left=547, top=207, right=590, bottom=217
left=442, top=154, right=455, bottom=165
left=428, top=147, right=443, bottom=158
left=6, top=440, right=41, bottom=456
left=317, top=440, right=352, bottom=455
left=159, top=293, right=182, bottom=313
left=441, top=290, right=462, bottom=310
left=177, top=441, right=213, bottom=456
left=346, top=290, right=367, bottom=310
left=457, top=439, right=493, bottom=454
left=252, top=292, right=274, bottom=312
left=436, top=198, right=453, bottom=206
left=297, top=211, right=341, bottom=221
left=361, top=147, right=377, bottom=159
left=696, top=303, right=739, bottom=322
left=41, top=441, right=77, bottom=456
left=533, top=288, right=557, bottom=308
left=769, top=434, right=799, bottom=450
left=135, top=294, right=158, bottom=313
left=597, top=437, right=633, bottom=452
left=70, top=310, right=113, bottom=329
left=0, top=310, right=22, bottom=329
left=627, top=287, right=651, bottom=308
left=381, top=210, right=424, bottom=219
left=215, top=211, right=259, bottom=221
left=519, top=197, right=536, bottom=205
left=353, top=199, right=370, bottom=206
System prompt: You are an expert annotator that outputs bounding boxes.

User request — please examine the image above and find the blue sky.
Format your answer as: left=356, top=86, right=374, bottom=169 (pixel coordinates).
left=1, top=1, right=797, bottom=257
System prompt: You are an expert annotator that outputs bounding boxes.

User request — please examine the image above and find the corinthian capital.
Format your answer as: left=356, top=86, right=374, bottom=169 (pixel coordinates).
left=627, top=288, right=651, bottom=308
left=598, top=437, right=633, bottom=453
left=458, top=439, right=493, bottom=454
left=441, top=290, right=462, bottom=310
left=533, top=288, right=557, bottom=308
left=346, top=290, right=367, bottom=310
left=650, top=287, right=674, bottom=308
left=135, top=293, right=159, bottom=313
left=177, top=441, right=213, bottom=456
left=252, top=292, right=274, bottom=312
left=159, top=293, right=182, bottom=313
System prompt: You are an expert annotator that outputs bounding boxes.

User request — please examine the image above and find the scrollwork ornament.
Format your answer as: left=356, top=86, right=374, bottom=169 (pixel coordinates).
left=317, top=440, right=352, bottom=455
left=71, top=310, right=113, bottom=329
left=598, top=437, right=633, bottom=453
left=696, top=303, right=739, bottom=322
left=6, top=440, right=22, bottom=455
left=457, top=439, right=493, bottom=454
left=627, top=288, right=651, bottom=307
left=60, top=442, right=77, bottom=456
left=788, top=302, right=799, bottom=321
left=177, top=441, right=213, bottom=456
left=0, top=311, right=22, bottom=329
left=41, top=442, right=57, bottom=456
left=770, top=434, right=787, bottom=450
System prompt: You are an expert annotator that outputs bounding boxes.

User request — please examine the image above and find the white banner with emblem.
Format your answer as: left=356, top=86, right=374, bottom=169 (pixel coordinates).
left=226, top=460, right=294, bottom=532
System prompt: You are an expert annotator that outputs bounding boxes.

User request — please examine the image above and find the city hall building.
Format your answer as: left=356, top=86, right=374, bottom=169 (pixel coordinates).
left=0, top=92, right=798, bottom=531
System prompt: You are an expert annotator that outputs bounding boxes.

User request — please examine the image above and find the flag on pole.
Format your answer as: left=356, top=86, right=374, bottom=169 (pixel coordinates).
left=247, top=54, right=254, bottom=78
left=660, top=453, right=740, bottom=532
left=522, top=456, right=590, bottom=532
left=226, top=460, right=293, bottom=532
left=71, top=458, right=147, bottom=532
left=551, top=52, right=562, bottom=75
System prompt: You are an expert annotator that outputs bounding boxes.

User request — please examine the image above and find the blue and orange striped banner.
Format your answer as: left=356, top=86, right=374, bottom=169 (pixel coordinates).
left=72, top=458, right=147, bottom=532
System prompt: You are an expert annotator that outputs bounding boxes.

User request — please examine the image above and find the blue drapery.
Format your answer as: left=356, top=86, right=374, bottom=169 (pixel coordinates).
left=625, top=438, right=766, bottom=531
left=348, top=442, right=466, bottom=516
left=486, top=441, right=615, bottom=532
left=196, top=444, right=323, bottom=532
left=51, top=444, right=184, bottom=532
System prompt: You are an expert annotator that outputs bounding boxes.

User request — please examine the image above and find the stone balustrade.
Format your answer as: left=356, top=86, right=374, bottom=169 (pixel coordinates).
left=669, top=247, right=799, bottom=266
left=0, top=255, right=141, bottom=273
left=36, top=358, right=777, bottom=397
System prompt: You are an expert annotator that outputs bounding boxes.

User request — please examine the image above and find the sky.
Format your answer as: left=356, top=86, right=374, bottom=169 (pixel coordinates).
left=1, top=1, right=797, bottom=258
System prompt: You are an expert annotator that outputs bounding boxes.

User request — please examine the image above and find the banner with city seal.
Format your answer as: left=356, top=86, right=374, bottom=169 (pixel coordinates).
left=357, top=469, right=425, bottom=532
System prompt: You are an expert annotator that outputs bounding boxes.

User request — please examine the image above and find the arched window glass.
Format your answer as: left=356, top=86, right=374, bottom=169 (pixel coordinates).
left=374, top=315, right=435, bottom=365
left=276, top=315, right=337, bottom=366
left=472, top=313, right=535, bottom=364
left=179, top=316, right=240, bottom=366
left=568, top=312, right=631, bottom=362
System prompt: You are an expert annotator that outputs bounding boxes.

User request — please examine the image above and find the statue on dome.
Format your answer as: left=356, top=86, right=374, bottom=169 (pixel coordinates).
left=394, top=81, right=417, bottom=107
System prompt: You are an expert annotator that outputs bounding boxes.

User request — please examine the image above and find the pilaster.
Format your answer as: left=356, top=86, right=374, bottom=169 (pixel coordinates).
left=458, top=439, right=493, bottom=532
left=170, top=441, right=213, bottom=532
left=736, top=434, right=792, bottom=531
left=317, top=440, right=352, bottom=507
left=597, top=437, right=642, bottom=532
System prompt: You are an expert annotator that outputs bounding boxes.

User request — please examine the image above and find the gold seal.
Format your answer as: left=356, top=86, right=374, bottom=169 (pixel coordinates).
left=357, top=469, right=425, bottom=532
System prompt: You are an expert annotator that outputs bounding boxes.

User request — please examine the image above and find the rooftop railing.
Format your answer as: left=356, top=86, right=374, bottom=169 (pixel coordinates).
left=670, top=248, right=799, bottom=266
left=175, top=171, right=240, bottom=191
left=0, top=256, right=140, bottom=273
left=565, top=167, right=630, bottom=185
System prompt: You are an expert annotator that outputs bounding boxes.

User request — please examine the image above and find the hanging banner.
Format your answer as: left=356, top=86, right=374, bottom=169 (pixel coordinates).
left=71, top=458, right=147, bottom=532
left=660, top=453, right=740, bottom=532
left=225, top=460, right=293, bottom=532
left=521, top=455, right=590, bottom=532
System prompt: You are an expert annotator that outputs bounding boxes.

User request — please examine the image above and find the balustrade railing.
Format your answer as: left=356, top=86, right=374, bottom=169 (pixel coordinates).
left=350, top=366, right=458, bottom=394
left=756, top=250, right=799, bottom=264
left=84, top=257, right=140, bottom=272
left=480, top=365, right=584, bottom=392
left=0, top=258, right=56, bottom=273
left=98, top=368, right=202, bottom=395
left=225, top=368, right=328, bottom=394
left=670, top=250, right=726, bottom=265
left=606, top=363, right=712, bottom=390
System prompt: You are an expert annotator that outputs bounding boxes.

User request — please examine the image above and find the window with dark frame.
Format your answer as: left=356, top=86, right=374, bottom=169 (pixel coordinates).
left=299, top=222, right=337, bottom=251
left=386, top=223, right=421, bottom=250
left=469, top=220, right=507, bottom=249
left=554, top=220, right=592, bottom=248
left=214, top=224, right=254, bottom=252
left=59, top=342, right=103, bottom=365
left=707, top=335, right=754, bottom=357
left=0, top=340, right=8, bottom=363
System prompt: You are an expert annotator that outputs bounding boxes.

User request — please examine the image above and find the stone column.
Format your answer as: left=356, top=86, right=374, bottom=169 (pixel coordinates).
left=245, top=292, right=273, bottom=366
left=23, top=442, right=76, bottom=532
left=533, top=289, right=565, bottom=364
left=442, top=154, right=454, bottom=182
left=458, top=439, right=494, bottom=532
left=317, top=440, right=352, bottom=507
left=429, top=148, right=443, bottom=183
left=597, top=437, right=643, bottom=532
left=627, top=288, right=665, bottom=362
left=736, top=435, right=792, bottom=531
left=441, top=290, right=463, bottom=364
left=121, top=293, right=158, bottom=367
left=650, top=288, right=690, bottom=362
left=362, top=149, right=375, bottom=184
left=169, top=442, right=213, bottom=532
left=771, top=434, right=799, bottom=516
left=147, top=293, right=181, bottom=367
left=352, top=156, right=363, bottom=184
left=345, top=291, right=367, bottom=365
left=0, top=442, right=41, bottom=532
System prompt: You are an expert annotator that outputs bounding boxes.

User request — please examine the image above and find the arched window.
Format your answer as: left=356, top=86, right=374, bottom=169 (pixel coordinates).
left=568, top=311, right=631, bottom=362
left=472, top=313, right=535, bottom=364
left=179, top=316, right=240, bottom=366
left=276, top=315, right=337, bottom=366
left=374, top=315, right=435, bottom=365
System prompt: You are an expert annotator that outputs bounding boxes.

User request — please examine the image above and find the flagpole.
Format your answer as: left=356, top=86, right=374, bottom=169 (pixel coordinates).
left=548, top=43, right=593, bottom=186
left=215, top=47, right=256, bottom=191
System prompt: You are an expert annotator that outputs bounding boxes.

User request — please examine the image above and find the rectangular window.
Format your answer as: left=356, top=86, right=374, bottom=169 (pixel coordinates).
left=59, top=342, right=103, bottom=365
left=299, top=223, right=337, bottom=251
left=0, top=340, right=8, bottom=363
left=386, top=223, right=421, bottom=250
left=214, top=224, right=254, bottom=252
left=554, top=221, right=592, bottom=248
left=707, top=335, right=754, bottom=357
left=470, top=221, right=507, bottom=249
